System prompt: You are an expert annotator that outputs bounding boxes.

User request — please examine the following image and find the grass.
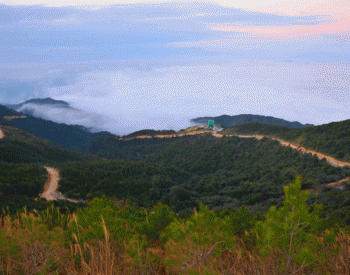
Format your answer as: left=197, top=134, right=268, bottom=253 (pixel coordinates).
left=1, top=199, right=350, bottom=275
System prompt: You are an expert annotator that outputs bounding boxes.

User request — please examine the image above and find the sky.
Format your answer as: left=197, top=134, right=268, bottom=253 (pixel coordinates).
left=0, top=0, right=349, bottom=135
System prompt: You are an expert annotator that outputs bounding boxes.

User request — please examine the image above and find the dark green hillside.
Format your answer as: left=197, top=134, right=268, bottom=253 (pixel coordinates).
left=0, top=163, right=47, bottom=199
left=222, top=119, right=350, bottom=162
left=191, top=114, right=314, bottom=128
left=0, top=126, right=99, bottom=164
left=55, top=159, right=192, bottom=213
left=7, top=115, right=111, bottom=149
left=0, top=105, right=23, bottom=117
left=1, top=104, right=112, bottom=149
left=87, top=134, right=176, bottom=159
left=81, top=133, right=350, bottom=218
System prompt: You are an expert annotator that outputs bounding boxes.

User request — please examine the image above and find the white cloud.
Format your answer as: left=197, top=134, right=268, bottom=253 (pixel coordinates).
left=49, top=60, right=350, bottom=130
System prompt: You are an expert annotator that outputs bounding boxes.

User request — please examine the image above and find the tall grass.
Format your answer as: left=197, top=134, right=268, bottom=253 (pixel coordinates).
left=1, top=186, right=350, bottom=274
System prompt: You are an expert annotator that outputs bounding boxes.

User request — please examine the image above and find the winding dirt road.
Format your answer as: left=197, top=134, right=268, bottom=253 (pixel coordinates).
left=3, top=115, right=27, bottom=121
left=212, top=133, right=350, bottom=168
left=120, top=130, right=213, bottom=141
left=38, top=167, right=84, bottom=203
left=212, top=132, right=350, bottom=192
left=0, top=128, right=5, bottom=139
left=39, top=130, right=350, bottom=204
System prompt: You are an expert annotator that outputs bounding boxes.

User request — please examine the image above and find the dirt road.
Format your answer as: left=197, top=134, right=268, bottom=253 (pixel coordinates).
left=212, top=132, right=350, bottom=168
left=212, top=132, right=350, bottom=193
left=0, top=128, right=4, bottom=139
left=38, top=130, right=350, bottom=204
left=38, top=167, right=84, bottom=203
left=3, top=115, right=27, bottom=121
left=120, top=130, right=213, bottom=141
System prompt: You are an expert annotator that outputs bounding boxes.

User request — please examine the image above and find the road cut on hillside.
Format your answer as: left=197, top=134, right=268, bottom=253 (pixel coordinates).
left=38, top=167, right=84, bottom=203
left=212, top=132, right=350, bottom=193
left=3, top=115, right=27, bottom=121
left=0, top=128, right=5, bottom=139
left=212, top=132, right=350, bottom=168
left=120, top=130, right=213, bottom=141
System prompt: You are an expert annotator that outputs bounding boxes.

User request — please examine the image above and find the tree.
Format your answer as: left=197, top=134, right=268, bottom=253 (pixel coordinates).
left=253, top=174, right=337, bottom=274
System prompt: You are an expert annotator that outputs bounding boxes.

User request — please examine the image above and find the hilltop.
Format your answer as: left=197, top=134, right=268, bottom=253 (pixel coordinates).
left=191, top=114, right=314, bottom=128
left=6, top=97, right=70, bottom=110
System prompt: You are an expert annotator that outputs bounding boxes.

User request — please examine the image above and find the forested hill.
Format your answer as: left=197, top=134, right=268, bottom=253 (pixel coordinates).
left=0, top=125, right=99, bottom=164
left=222, top=119, right=350, bottom=162
left=0, top=104, right=111, bottom=149
left=191, top=114, right=314, bottom=128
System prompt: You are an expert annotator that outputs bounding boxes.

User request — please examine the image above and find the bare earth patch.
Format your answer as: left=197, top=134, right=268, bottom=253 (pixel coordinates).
left=38, top=167, right=84, bottom=204
left=0, top=128, right=5, bottom=139
left=3, top=115, right=27, bottom=121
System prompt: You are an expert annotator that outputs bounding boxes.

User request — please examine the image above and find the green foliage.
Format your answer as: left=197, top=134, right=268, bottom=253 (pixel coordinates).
left=65, top=195, right=133, bottom=247
left=253, top=175, right=332, bottom=273
left=161, top=203, right=238, bottom=256
left=32, top=204, right=72, bottom=231
left=0, top=163, right=47, bottom=213
left=136, top=202, right=175, bottom=242
left=0, top=210, right=68, bottom=273
left=66, top=195, right=170, bottom=248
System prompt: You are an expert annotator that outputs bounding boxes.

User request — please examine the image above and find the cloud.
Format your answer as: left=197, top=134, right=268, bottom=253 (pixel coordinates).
left=1, top=0, right=349, bottom=133
left=16, top=102, right=109, bottom=132
left=300, top=59, right=350, bottom=103
left=0, top=4, right=75, bottom=26
left=50, top=60, right=350, bottom=129
left=252, top=0, right=350, bottom=18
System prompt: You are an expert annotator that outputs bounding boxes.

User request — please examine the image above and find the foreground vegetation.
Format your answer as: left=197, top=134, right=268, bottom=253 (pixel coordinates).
left=1, top=175, right=350, bottom=274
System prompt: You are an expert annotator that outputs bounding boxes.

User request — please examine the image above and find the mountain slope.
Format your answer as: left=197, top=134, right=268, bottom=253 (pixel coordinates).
left=191, top=114, right=314, bottom=128
left=1, top=104, right=111, bottom=149
left=0, top=125, right=99, bottom=164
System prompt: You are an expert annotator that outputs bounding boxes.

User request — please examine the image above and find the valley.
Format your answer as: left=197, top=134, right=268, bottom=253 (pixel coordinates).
left=40, top=129, right=350, bottom=205
left=2, top=114, right=350, bottom=274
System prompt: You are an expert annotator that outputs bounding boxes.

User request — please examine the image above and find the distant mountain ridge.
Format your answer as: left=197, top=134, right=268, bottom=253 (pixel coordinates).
left=0, top=104, right=111, bottom=149
left=7, top=97, right=70, bottom=110
left=191, top=114, right=314, bottom=128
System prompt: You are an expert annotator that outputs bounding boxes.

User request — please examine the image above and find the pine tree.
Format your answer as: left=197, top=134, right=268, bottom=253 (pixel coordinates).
left=253, top=174, right=334, bottom=274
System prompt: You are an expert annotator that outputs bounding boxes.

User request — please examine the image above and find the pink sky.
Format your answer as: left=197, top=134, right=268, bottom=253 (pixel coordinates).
left=211, top=0, right=350, bottom=39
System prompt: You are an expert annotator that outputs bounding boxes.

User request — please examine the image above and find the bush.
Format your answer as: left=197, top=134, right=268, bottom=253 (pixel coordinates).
left=136, top=202, right=175, bottom=242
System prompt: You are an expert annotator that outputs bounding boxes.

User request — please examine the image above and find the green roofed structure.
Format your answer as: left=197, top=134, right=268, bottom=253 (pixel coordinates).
left=208, top=120, right=214, bottom=128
